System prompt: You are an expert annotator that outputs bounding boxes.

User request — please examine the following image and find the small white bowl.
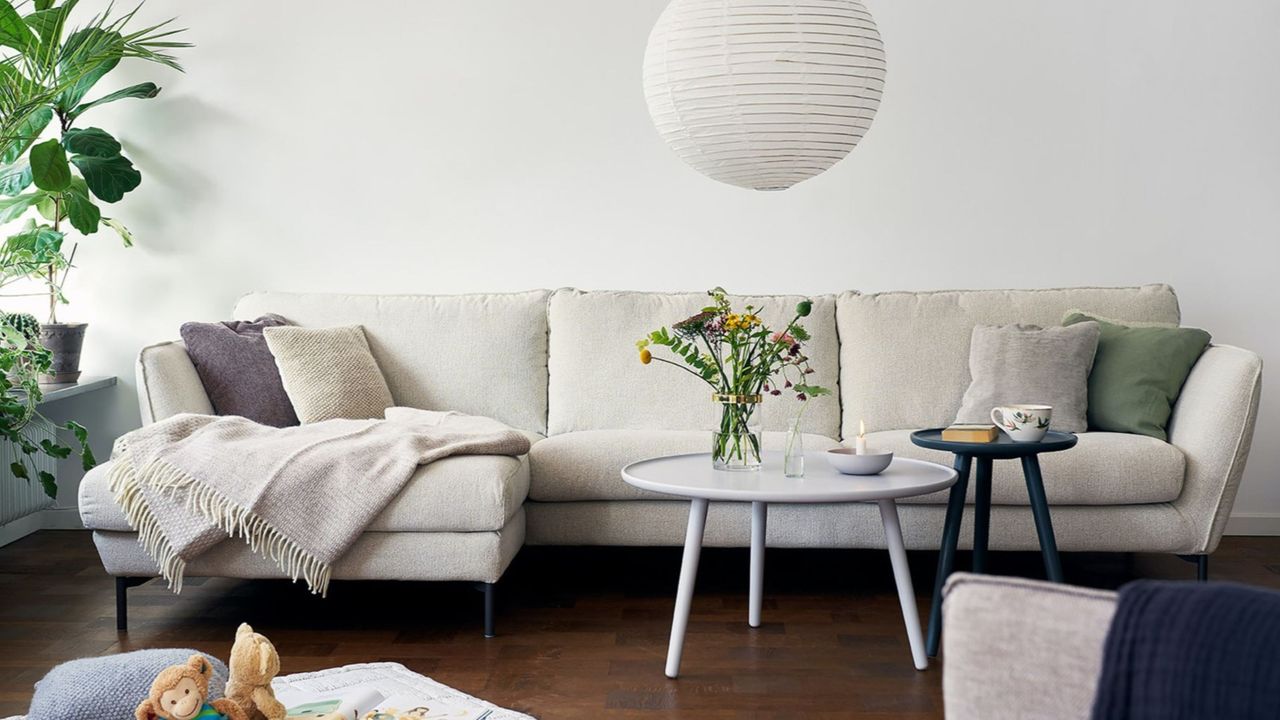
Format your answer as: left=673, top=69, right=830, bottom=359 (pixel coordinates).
left=826, top=448, right=894, bottom=475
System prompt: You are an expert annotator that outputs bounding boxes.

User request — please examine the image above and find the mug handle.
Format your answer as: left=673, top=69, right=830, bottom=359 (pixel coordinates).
left=990, top=407, right=1005, bottom=429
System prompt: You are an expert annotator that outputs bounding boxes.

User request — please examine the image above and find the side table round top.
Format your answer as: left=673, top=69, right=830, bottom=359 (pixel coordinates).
left=621, top=451, right=957, bottom=503
left=910, top=428, right=1078, bottom=458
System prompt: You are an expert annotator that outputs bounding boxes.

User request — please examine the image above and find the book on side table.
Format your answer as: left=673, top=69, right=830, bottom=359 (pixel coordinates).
left=941, top=424, right=999, bottom=443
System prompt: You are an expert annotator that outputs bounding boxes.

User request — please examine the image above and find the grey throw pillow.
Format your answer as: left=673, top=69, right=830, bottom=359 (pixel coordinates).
left=28, top=649, right=227, bottom=720
left=180, top=314, right=300, bottom=427
left=955, top=322, right=1101, bottom=433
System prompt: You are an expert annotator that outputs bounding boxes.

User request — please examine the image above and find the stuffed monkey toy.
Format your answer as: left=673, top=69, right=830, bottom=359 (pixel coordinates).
left=135, top=654, right=248, bottom=720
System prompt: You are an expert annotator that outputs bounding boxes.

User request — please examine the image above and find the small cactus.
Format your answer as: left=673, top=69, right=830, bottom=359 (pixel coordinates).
left=1, top=312, right=41, bottom=342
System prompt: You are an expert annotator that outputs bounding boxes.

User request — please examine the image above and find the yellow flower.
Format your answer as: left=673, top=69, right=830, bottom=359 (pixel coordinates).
left=639, top=348, right=652, bottom=365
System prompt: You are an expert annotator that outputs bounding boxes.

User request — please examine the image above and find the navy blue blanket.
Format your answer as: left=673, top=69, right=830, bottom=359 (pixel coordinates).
left=1092, top=580, right=1280, bottom=719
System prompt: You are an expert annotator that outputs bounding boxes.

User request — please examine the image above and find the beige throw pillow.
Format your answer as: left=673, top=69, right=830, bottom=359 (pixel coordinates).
left=955, top=322, right=1101, bottom=433
left=264, top=325, right=394, bottom=423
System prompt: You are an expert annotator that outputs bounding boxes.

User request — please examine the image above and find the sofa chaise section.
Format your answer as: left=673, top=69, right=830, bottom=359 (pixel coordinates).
left=82, top=290, right=552, bottom=636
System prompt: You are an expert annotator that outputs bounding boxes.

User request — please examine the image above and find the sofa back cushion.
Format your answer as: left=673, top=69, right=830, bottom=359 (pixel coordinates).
left=547, top=289, right=841, bottom=437
left=234, top=291, right=550, bottom=433
left=837, top=284, right=1180, bottom=434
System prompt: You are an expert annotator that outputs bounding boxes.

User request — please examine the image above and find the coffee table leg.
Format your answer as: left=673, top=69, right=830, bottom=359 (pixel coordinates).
left=1021, top=455, right=1063, bottom=582
left=972, top=457, right=993, bottom=574
left=749, top=501, right=767, bottom=628
left=879, top=499, right=928, bottom=670
left=927, top=453, right=971, bottom=658
left=666, top=497, right=709, bottom=678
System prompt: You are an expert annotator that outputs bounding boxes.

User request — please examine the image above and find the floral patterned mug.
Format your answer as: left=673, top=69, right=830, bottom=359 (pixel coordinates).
left=990, top=404, right=1053, bottom=442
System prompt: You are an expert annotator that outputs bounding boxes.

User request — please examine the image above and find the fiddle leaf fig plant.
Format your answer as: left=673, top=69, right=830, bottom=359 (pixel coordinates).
left=0, top=0, right=187, bottom=322
left=0, top=0, right=187, bottom=498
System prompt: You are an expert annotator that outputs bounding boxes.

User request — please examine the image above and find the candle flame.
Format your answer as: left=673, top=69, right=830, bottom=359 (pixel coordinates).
left=859, top=419, right=866, bottom=437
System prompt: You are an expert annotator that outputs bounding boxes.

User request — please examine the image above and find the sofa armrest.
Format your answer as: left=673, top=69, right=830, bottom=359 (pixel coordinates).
left=942, top=573, right=1116, bottom=720
left=1167, top=344, right=1264, bottom=553
left=135, top=341, right=214, bottom=425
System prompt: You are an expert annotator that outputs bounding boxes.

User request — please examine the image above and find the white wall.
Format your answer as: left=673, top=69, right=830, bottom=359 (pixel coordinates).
left=11, top=1, right=1280, bottom=530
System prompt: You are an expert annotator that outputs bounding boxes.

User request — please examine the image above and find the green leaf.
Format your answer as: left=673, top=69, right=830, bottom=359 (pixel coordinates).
left=0, top=323, right=28, bottom=349
left=38, top=471, right=57, bottom=499
left=29, top=139, right=71, bottom=192
left=56, top=27, right=124, bottom=111
left=0, top=2, right=35, bottom=51
left=0, top=162, right=33, bottom=196
left=67, top=420, right=88, bottom=445
left=67, top=82, right=160, bottom=123
left=64, top=183, right=100, bottom=235
left=0, top=106, right=53, bottom=165
left=9, top=461, right=28, bottom=480
left=70, top=153, right=140, bottom=202
left=35, top=193, right=60, bottom=222
left=6, top=222, right=65, bottom=259
left=62, top=127, right=121, bottom=158
left=0, top=192, right=45, bottom=223
left=101, top=217, right=133, bottom=247
left=38, top=438, right=71, bottom=459
left=24, top=0, right=78, bottom=51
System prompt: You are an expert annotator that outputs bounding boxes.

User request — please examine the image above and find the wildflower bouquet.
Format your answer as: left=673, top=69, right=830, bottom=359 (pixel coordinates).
left=636, top=288, right=830, bottom=470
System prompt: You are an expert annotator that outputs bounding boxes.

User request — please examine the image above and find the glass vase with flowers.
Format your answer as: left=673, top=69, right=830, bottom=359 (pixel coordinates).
left=637, top=288, right=831, bottom=471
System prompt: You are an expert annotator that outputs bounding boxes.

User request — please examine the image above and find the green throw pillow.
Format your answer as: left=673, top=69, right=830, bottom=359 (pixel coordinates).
left=1063, top=310, right=1210, bottom=440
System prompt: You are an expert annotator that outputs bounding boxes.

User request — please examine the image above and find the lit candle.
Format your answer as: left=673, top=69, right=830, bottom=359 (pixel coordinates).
left=855, top=419, right=867, bottom=455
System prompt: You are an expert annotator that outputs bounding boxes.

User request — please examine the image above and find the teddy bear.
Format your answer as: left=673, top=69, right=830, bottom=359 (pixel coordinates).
left=226, top=623, right=288, bottom=720
left=136, top=654, right=248, bottom=720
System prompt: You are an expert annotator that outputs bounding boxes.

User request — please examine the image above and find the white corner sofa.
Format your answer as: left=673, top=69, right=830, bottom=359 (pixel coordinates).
left=77, top=285, right=1263, bottom=635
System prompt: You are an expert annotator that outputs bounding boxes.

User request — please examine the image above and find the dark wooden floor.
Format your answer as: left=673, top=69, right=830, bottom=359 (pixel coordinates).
left=2, top=532, right=1279, bottom=719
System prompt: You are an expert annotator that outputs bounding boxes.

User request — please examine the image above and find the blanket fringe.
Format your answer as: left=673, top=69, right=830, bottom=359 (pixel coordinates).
left=108, top=450, right=332, bottom=597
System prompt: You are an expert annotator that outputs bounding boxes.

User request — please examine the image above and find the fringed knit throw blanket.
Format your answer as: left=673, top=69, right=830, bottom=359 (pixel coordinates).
left=107, top=408, right=530, bottom=596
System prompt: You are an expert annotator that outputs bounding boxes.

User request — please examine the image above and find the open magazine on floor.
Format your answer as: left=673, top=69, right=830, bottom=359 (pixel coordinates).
left=272, top=663, right=532, bottom=720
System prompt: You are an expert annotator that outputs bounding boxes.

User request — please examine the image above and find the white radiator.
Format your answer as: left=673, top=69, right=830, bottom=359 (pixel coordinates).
left=0, top=416, right=58, bottom=525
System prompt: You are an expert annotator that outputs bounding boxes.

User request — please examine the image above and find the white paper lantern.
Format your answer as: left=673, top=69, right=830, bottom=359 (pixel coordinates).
left=643, top=0, right=886, bottom=191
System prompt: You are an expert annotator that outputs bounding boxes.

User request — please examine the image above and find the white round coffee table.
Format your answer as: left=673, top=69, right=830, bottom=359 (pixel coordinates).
left=622, top=451, right=957, bottom=678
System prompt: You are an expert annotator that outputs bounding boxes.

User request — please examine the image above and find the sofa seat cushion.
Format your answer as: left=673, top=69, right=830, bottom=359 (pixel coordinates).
left=529, top=429, right=842, bottom=502
left=78, top=442, right=537, bottom=534
left=866, top=430, right=1184, bottom=505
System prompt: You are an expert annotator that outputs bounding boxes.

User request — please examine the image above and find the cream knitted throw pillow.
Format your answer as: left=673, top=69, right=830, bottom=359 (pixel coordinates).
left=264, top=325, right=393, bottom=423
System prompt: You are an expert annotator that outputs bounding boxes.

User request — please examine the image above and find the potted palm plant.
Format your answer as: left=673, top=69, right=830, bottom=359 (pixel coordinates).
left=0, top=0, right=188, bottom=381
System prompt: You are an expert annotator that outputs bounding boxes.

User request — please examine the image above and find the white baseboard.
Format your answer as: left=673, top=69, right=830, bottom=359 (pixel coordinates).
left=39, top=507, right=85, bottom=529
left=0, top=507, right=83, bottom=547
left=1224, top=513, right=1280, bottom=536
left=0, top=513, right=45, bottom=547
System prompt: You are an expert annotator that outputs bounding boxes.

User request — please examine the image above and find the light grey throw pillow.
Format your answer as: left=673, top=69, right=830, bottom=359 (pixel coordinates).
left=955, top=322, right=1101, bottom=433
left=27, top=649, right=227, bottom=720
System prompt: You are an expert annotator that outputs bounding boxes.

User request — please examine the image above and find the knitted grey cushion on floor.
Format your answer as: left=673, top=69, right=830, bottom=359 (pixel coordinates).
left=27, top=649, right=227, bottom=720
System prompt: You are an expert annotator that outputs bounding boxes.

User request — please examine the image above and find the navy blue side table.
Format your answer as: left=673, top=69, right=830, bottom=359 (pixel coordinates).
left=911, top=428, right=1078, bottom=658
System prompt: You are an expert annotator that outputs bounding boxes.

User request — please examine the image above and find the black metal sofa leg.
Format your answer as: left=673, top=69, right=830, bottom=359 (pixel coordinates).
left=1177, top=554, right=1209, bottom=582
left=477, top=581, right=496, bottom=638
left=116, top=577, right=150, bottom=631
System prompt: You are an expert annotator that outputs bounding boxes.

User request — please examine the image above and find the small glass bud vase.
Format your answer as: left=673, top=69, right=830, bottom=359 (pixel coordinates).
left=783, top=416, right=804, bottom=478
